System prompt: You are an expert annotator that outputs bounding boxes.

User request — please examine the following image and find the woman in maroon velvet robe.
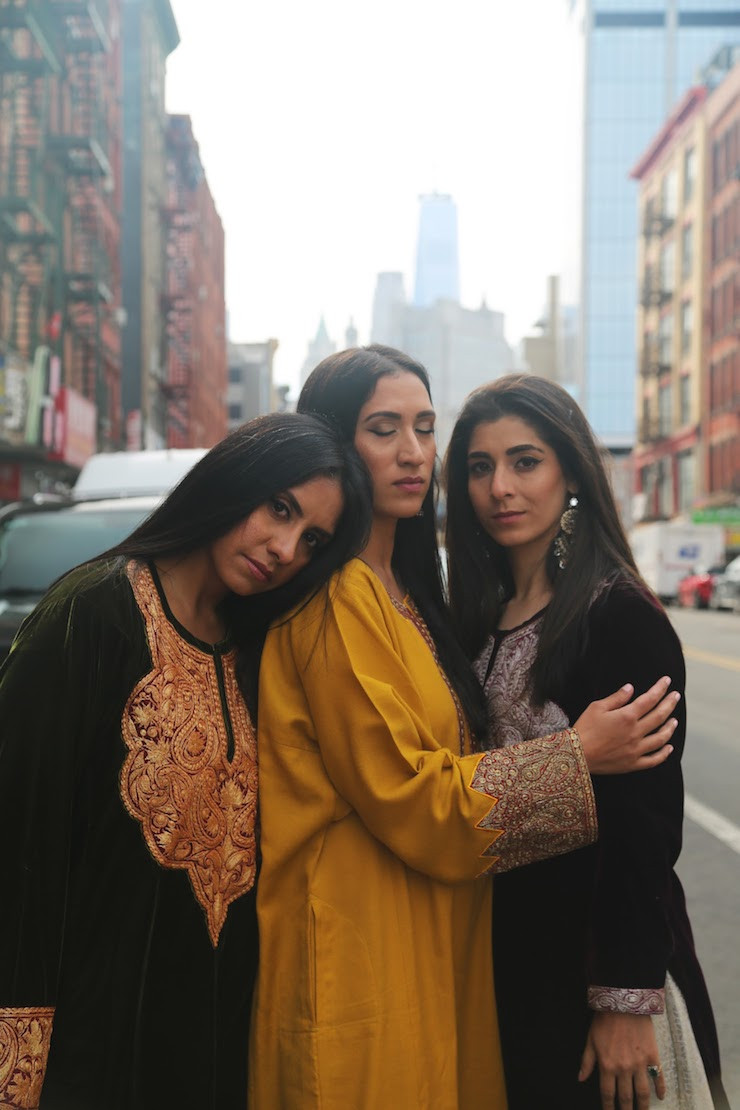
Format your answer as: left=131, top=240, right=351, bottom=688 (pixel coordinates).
left=445, top=374, right=729, bottom=1110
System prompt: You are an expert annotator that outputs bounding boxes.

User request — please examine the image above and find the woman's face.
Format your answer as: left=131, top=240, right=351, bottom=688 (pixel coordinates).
left=209, top=474, right=344, bottom=597
left=353, top=371, right=436, bottom=520
left=466, top=415, right=572, bottom=560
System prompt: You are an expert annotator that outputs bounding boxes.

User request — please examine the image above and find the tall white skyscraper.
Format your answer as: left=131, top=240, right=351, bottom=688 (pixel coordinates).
left=413, top=193, right=460, bottom=308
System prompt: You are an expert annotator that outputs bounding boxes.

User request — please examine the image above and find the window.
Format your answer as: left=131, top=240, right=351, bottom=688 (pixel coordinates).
left=677, top=451, right=695, bottom=512
left=228, top=366, right=242, bottom=384
left=679, top=375, right=691, bottom=425
left=681, top=301, right=693, bottom=355
left=681, top=224, right=693, bottom=280
left=660, top=242, right=675, bottom=295
left=658, top=312, right=673, bottom=366
left=658, top=383, right=672, bottom=437
left=658, top=456, right=673, bottom=519
left=228, top=402, right=242, bottom=420
left=683, top=147, right=696, bottom=204
left=661, top=169, right=678, bottom=220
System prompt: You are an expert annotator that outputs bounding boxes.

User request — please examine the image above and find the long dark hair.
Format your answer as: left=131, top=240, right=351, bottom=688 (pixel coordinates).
left=299, top=344, right=488, bottom=743
left=445, top=374, right=646, bottom=704
left=103, top=411, right=373, bottom=709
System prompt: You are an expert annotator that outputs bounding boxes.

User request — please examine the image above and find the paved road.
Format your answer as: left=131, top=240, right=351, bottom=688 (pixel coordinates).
left=666, top=604, right=740, bottom=1106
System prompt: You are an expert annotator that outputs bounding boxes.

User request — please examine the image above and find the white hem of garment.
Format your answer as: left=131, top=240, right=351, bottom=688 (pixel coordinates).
left=650, top=971, right=714, bottom=1109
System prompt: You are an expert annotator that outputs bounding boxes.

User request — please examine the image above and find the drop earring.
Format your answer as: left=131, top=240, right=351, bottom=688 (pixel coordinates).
left=553, top=494, right=579, bottom=569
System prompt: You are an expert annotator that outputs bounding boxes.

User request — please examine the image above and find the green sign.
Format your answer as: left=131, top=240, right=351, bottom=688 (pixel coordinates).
left=692, top=507, right=740, bottom=525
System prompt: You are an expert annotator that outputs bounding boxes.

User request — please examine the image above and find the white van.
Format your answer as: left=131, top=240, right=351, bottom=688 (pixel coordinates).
left=73, top=449, right=207, bottom=501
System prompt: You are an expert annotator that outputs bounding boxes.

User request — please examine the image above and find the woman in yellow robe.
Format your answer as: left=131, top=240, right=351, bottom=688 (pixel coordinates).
left=249, top=347, right=679, bottom=1110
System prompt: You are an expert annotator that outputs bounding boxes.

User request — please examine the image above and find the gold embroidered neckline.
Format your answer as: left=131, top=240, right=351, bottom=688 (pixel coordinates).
left=389, top=595, right=467, bottom=757
left=120, top=561, right=258, bottom=947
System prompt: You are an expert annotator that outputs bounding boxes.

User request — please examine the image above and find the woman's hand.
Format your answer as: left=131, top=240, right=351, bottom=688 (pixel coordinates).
left=575, top=677, right=679, bottom=775
left=579, top=1011, right=666, bottom=1108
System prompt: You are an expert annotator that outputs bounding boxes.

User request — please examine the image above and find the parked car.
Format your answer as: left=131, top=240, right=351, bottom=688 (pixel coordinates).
left=0, top=494, right=160, bottom=661
left=73, top=448, right=207, bottom=501
left=709, top=555, right=740, bottom=612
left=0, top=448, right=208, bottom=662
left=677, top=564, right=726, bottom=609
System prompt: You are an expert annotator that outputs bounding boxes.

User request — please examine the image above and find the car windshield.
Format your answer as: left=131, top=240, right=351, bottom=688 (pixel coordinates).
left=0, top=508, right=149, bottom=595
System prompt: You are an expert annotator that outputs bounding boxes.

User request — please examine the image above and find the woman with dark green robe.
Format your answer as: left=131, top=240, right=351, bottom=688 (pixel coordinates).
left=0, top=412, right=371, bottom=1110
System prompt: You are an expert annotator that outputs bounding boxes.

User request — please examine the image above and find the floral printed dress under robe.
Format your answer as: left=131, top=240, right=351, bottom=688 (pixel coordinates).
left=0, top=560, right=259, bottom=1110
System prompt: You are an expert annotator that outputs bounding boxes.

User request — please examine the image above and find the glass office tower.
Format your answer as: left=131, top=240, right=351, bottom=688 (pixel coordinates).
left=578, top=0, right=739, bottom=447
left=413, top=193, right=460, bottom=308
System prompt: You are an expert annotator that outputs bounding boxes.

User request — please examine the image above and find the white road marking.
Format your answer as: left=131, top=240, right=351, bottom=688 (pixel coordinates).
left=684, top=794, right=740, bottom=856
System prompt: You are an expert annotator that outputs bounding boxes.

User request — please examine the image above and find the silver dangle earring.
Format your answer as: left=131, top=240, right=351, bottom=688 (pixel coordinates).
left=553, top=494, right=579, bottom=569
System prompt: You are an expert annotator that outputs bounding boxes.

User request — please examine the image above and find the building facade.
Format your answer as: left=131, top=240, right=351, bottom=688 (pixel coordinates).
left=574, top=0, right=739, bottom=449
left=632, top=49, right=738, bottom=531
left=704, top=51, right=739, bottom=512
left=370, top=272, right=406, bottom=347
left=120, top=0, right=179, bottom=449
left=0, top=0, right=123, bottom=497
left=521, top=275, right=580, bottom=391
left=227, top=339, right=278, bottom=428
left=163, top=115, right=227, bottom=448
left=300, top=316, right=335, bottom=386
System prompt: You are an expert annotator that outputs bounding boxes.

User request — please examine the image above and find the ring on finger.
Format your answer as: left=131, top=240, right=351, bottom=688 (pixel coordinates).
left=647, top=1064, right=662, bottom=1079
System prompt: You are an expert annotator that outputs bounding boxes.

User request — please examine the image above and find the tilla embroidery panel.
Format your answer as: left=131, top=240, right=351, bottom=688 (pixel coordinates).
left=0, top=1006, right=54, bottom=1109
left=120, top=562, right=258, bottom=947
left=470, top=728, right=598, bottom=873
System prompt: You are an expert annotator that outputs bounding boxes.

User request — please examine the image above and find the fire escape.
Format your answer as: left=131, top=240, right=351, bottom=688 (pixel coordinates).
left=0, top=0, right=121, bottom=455
left=0, top=0, right=60, bottom=444
left=161, top=115, right=199, bottom=448
left=50, top=0, right=120, bottom=445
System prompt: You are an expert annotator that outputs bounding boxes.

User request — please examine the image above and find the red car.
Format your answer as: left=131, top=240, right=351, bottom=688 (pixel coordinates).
left=677, top=565, right=725, bottom=608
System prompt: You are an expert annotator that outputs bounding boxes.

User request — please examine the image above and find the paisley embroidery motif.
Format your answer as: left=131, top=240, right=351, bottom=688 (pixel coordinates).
left=121, top=562, right=258, bottom=947
left=0, top=1006, right=54, bottom=1109
left=474, top=615, right=569, bottom=749
left=588, top=985, right=666, bottom=1015
left=470, top=728, right=598, bottom=873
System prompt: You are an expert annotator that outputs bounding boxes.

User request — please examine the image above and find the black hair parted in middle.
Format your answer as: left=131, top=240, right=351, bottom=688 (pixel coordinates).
left=444, top=373, right=647, bottom=707
left=102, top=410, right=373, bottom=710
left=298, top=344, right=488, bottom=745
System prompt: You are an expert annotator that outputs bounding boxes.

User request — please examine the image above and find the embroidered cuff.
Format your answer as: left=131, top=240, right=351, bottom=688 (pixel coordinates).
left=0, top=1006, right=54, bottom=1108
left=587, top=985, right=666, bottom=1015
left=470, top=727, right=598, bottom=873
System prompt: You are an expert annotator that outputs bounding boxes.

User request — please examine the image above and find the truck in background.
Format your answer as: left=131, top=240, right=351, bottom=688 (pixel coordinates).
left=629, top=521, right=726, bottom=604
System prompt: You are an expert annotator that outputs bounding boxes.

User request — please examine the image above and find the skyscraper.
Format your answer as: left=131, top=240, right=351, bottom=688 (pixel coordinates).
left=574, top=0, right=739, bottom=449
left=370, top=273, right=406, bottom=347
left=413, top=193, right=460, bottom=307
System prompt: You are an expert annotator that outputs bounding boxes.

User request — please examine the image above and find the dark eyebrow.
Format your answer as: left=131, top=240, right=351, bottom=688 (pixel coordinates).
left=467, top=444, right=545, bottom=460
left=506, top=443, right=545, bottom=456
left=281, top=490, right=303, bottom=517
left=363, top=409, right=436, bottom=422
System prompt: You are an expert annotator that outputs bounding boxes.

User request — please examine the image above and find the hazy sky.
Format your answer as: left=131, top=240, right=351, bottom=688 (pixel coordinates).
left=166, top=0, right=582, bottom=394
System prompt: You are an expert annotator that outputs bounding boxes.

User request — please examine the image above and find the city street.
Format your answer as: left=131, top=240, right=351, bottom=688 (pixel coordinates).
left=668, top=605, right=740, bottom=1105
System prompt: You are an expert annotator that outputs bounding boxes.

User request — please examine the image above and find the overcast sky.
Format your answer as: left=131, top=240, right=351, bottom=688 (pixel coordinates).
left=166, top=0, right=582, bottom=394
